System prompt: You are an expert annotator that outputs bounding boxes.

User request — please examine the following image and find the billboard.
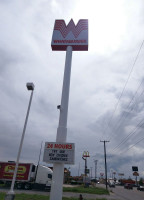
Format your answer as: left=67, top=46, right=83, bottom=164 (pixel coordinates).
left=0, top=162, right=31, bottom=181
left=132, top=166, right=138, bottom=171
left=43, top=142, right=75, bottom=164
left=118, top=173, right=124, bottom=176
left=51, top=19, right=88, bottom=51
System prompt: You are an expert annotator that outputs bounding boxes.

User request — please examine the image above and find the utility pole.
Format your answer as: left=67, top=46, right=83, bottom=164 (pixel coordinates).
left=100, top=140, right=109, bottom=190
left=94, top=160, right=98, bottom=181
left=90, top=167, right=93, bottom=179
left=78, top=163, right=80, bottom=176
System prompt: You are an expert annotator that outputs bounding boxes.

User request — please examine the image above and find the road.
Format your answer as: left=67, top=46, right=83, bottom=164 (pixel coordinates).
left=110, top=185, right=144, bottom=200
left=1, top=185, right=144, bottom=200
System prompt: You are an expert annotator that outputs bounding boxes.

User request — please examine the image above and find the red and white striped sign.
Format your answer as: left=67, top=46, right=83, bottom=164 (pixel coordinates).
left=51, top=19, right=88, bottom=51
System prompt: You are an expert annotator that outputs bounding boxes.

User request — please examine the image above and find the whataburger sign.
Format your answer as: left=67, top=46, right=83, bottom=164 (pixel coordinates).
left=43, top=142, right=75, bottom=164
left=51, top=19, right=88, bottom=51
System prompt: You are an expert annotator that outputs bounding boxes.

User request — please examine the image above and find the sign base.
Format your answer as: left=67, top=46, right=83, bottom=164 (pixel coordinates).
left=5, top=194, right=15, bottom=200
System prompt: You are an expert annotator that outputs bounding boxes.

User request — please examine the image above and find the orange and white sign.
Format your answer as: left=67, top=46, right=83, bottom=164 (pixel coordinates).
left=43, top=142, right=75, bottom=164
left=51, top=19, right=88, bottom=51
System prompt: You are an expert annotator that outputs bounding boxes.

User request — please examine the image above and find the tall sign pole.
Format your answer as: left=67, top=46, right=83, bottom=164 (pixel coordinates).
left=82, top=151, right=90, bottom=187
left=49, top=19, right=88, bottom=200
left=50, top=46, right=72, bottom=200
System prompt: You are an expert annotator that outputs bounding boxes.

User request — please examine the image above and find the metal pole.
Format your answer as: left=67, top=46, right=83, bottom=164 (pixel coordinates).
left=96, top=161, right=97, bottom=181
left=35, top=141, right=43, bottom=180
left=82, top=156, right=86, bottom=186
left=85, top=158, right=87, bottom=184
left=38, top=141, right=43, bottom=166
left=50, top=46, right=73, bottom=200
left=95, top=162, right=96, bottom=180
left=5, top=89, right=34, bottom=200
left=136, top=176, right=137, bottom=186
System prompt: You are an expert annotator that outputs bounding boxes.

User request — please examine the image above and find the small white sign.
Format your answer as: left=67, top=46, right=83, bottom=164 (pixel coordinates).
left=43, top=142, right=75, bottom=164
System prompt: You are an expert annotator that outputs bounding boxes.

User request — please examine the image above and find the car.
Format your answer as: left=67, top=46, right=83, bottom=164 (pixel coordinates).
left=109, top=182, right=115, bottom=188
left=124, top=183, right=133, bottom=189
left=91, top=179, right=99, bottom=183
left=137, top=186, right=144, bottom=191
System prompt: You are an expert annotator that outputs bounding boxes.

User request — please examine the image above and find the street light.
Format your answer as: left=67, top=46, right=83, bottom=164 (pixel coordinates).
left=5, top=83, right=34, bottom=200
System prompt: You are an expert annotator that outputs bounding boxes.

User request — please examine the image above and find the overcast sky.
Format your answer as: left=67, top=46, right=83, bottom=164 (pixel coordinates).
left=0, top=0, right=144, bottom=179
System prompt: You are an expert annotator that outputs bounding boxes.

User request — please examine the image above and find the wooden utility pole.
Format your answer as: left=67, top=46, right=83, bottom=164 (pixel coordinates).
left=100, top=140, right=109, bottom=189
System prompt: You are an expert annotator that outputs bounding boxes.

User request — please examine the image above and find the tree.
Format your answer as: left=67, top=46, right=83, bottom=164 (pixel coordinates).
left=139, top=178, right=143, bottom=186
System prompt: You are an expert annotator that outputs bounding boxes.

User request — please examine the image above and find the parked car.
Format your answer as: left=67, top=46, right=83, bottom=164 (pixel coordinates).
left=124, top=183, right=133, bottom=189
left=137, top=186, right=144, bottom=191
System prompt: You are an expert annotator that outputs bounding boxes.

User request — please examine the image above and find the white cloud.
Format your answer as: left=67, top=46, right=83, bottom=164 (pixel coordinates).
left=0, top=0, right=144, bottom=179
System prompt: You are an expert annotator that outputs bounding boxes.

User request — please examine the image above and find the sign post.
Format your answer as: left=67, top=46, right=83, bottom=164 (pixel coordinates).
left=50, top=45, right=72, bottom=200
left=49, top=19, right=88, bottom=200
left=132, top=167, right=139, bottom=186
left=82, top=151, right=90, bottom=186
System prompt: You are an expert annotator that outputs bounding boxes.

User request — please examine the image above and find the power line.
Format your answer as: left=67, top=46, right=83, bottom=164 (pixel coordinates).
left=119, top=136, right=144, bottom=155
left=108, top=79, right=144, bottom=142
left=109, top=119, right=144, bottom=154
left=103, top=39, right=144, bottom=140
left=108, top=85, right=144, bottom=153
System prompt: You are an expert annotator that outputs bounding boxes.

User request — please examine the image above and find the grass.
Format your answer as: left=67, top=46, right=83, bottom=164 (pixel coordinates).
left=0, top=184, right=5, bottom=187
left=0, top=193, right=109, bottom=200
left=63, top=186, right=109, bottom=195
left=1, top=193, right=49, bottom=200
left=0, top=185, right=109, bottom=200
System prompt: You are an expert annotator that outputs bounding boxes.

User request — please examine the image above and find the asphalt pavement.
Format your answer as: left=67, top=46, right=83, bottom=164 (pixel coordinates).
left=1, top=184, right=144, bottom=200
left=110, top=185, right=144, bottom=200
